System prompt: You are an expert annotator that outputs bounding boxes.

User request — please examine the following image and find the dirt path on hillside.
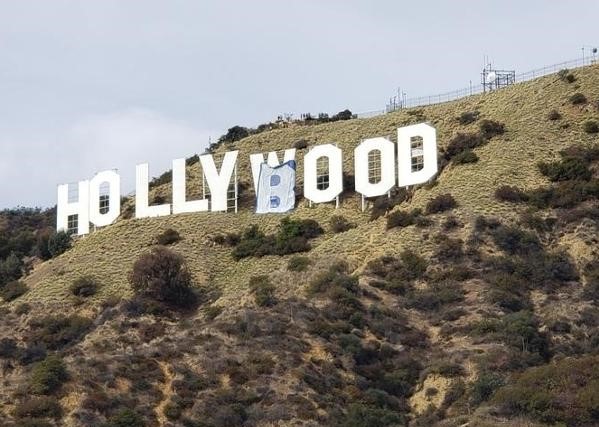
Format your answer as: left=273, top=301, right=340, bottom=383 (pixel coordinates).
left=155, top=361, right=174, bottom=426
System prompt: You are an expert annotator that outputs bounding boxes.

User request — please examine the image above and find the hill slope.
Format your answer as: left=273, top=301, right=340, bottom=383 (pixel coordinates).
left=1, top=64, right=598, bottom=427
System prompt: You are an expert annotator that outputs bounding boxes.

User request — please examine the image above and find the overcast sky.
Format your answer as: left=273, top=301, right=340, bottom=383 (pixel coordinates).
left=1, top=0, right=598, bottom=208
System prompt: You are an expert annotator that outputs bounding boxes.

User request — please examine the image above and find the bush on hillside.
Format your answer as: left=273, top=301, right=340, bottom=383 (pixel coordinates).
left=47, top=231, right=71, bottom=258
left=445, top=133, right=485, bottom=159
left=342, top=403, right=404, bottom=427
left=0, top=337, right=18, bottom=359
left=30, top=355, right=68, bottom=394
left=538, top=157, right=592, bottom=182
left=0, top=280, right=28, bottom=301
left=329, top=215, right=355, bottom=233
left=287, top=255, right=311, bottom=272
left=479, top=119, right=505, bottom=139
left=27, top=315, right=92, bottom=350
left=452, top=149, right=478, bottom=164
left=457, top=111, right=479, bottom=125
left=155, top=228, right=181, bottom=246
left=232, top=218, right=323, bottom=260
left=492, top=355, right=599, bottom=425
left=128, top=246, right=197, bottom=309
left=70, top=276, right=99, bottom=298
left=14, top=396, right=62, bottom=420
left=212, top=232, right=241, bottom=246
left=219, top=126, right=250, bottom=143
left=557, top=68, right=576, bottom=83
left=0, top=253, right=23, bottom=286
left=547, top=109, right=562, bottom=121
left=425, top=194, right=457, bottom=214
left=583, top=119, right=599, bottom=134
left=469, top=372, right=504, bottom=405
left=293, top=139, right=309, bottom=150
left=105, top=409, right=145, bottom=427
left=570, top=92, right=587, bottom=105
left=495, top=185, right=529, bottom=203
left=386, top=209, right=422, bottom=229
left=248, top=275, right=276, bottom=307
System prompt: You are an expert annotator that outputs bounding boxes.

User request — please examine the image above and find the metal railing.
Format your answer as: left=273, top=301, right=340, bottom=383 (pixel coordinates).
left=356, top=56, right=596, bottom=117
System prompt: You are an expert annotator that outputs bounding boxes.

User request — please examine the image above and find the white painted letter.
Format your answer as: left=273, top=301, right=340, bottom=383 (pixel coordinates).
left=397, top=123, right=438, bottom=187
left=57, top=181, right=90, bottom=236
left=89, top=170, right=121, bottom=227
left=135, top=163, right=171, bottom=218
left=172, top=158, right=208, bottom=214
left=250, top=149, right=296, bottom=190
left=303, top=144, right=343, bottom=204
left=354, top=137, right=396, bottom=197
left=200, top=151, right=239, bottom=212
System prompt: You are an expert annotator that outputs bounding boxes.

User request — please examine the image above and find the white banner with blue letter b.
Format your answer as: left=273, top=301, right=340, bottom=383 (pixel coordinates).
left=255, top=160, right=296, bottom=213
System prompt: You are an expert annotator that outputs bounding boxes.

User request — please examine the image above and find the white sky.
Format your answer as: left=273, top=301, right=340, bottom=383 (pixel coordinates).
left=1, top=0, right=598, bottom=208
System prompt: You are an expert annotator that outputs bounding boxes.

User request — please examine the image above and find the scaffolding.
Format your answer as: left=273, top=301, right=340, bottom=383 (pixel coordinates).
left=481, top=63, right=516, bottom=92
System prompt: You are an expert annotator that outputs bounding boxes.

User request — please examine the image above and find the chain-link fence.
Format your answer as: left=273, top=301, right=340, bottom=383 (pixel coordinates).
left=356, top=56, right=596, bottom=118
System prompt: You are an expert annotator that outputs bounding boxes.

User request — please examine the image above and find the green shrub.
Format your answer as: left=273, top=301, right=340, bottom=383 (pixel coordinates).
left=211, top=232, right=240, bottom=246
left=203, top=305, right=223, bottom=320
left=495, top=185, right=529, bottom=202
left=0, top=253, right=23, bottom=286
left=457, top=111, right=479, bottom=125
left=343, top=403, right=404, bottom=427
left=386, top=209, right=420, bottom=229
left=479, top=119, right=505, bottom=139
left=538, top=157, right=592, bottom=182
left=406, top=283, right=464, bottom=312
left=15, top=418, right=54, bottom=427
left=473, top=311, right=550, bottom=360
left=434, top=235, right=464, bottom=261
left=445, top=133, right=485, bottom=159
left=232, top=218, right=323, bottom=259
left=128, top=246, right=197, bottom=309
left=570, top=92, right=587, bottom=105
left=164, top=401, right=182, bottom=420
left=293, top=139, right=309, bottom=150
left=106, top=409, right=145, bottom=427
left=307, top=262, right=357, bottom=297
left=70, top=276, right=98, bottom=297
left=452, top=149, right=478, bottom=164
left=583, top=119, right=599, bottom=134
left=47, top=231, right=71, bottom=258
left=492, top=355, right=599, bottom=425
left=219, top=125, right=249, bottom=143
left=0, top=280, right=27, bottom=301
left=547, top=109, right=561, bottom=121
left=557, top=68, right=576, bottom=83
left=332, top=109, right=354, bottom=121
left=14, top=396, right=62, bottom=419
left=489, top=225, right=541, bottom=255
left=329, top=215, right=355, bottom=233
left=470, top=372, right=504, bottom=405
left=425, top=194, right=456, bottom=214
left=0, top=337, right=18, bottom=358
left=248, top=275, right=276, bottom=307
left=287, top=255, right=311, bottom=272
left=155, top=228, right=181, bottom=245
left=27, top=315, right=92, bottom=351
left=366, top=251, right=426, bottom=294
left=30, top=355, right=68, bottom=394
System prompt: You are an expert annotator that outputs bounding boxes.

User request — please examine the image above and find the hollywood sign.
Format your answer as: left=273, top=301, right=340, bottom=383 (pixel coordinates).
left=57, top=123, right=437, bottom=235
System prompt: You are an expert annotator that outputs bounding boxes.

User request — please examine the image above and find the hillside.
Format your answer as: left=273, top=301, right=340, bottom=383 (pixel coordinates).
left=0, top=64, right=598, bottom=427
